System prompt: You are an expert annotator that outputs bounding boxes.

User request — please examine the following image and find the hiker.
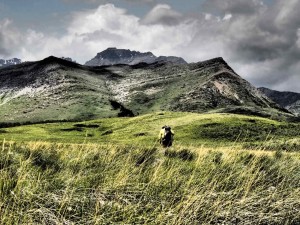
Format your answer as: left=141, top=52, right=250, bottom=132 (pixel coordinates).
left=159, top=125, right=174, bottom=147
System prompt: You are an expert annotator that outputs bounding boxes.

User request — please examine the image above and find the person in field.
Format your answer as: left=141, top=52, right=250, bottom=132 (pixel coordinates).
left=159, top=125, right=174, bottom=147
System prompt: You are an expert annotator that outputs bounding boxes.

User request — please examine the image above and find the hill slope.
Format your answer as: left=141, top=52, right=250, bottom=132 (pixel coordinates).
left=0, top=57, right=121, bottom=123
left=1, top=112, right=300, bottom=151
left=0, top=56, right=288, bottom=123
left=259, top=87, right=300, bottom=115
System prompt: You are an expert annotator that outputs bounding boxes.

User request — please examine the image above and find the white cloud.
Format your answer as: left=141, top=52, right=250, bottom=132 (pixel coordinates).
left=0, top=19, right=22, bottom=57
left=223, top=14, right=232, bottom=21
left=7, top=4, right=196, bottom=64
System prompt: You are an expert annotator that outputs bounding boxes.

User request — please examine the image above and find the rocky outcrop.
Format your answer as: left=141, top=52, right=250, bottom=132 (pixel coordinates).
left=85, top=48, right=187, bottom=66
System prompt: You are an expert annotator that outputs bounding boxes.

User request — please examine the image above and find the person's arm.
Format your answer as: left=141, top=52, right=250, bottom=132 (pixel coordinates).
left=158, top=129, right=163, bottom=141
left=171, top=130, right=175, bottom=141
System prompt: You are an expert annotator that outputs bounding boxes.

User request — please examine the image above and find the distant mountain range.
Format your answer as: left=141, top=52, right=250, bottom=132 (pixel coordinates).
left=85, top=48, right=187, bottom=66
left=0, top=58, right=22, bottom=68
left=258, top=87, right=300, bottom=116
left=0, top=51, right=291, bottom=123
left=61, top=57, right=76, bottom=63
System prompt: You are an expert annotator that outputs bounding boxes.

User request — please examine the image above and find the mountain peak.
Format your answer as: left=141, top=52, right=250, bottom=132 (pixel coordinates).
left=38, top=56, right=80, bottom=69
left=0, top=54, right=291, bottom=123
left=85, top=48, right=187, bottom=66
left=0, top=58, right=22, bottom=68
left=189, top=57, right=235, bottom=73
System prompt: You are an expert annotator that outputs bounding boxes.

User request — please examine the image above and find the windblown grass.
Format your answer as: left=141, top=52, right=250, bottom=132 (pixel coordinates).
left=1, top=140, right=299, bottom=224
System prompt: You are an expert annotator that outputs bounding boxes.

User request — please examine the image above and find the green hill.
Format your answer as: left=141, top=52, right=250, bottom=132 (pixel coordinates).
left=0, top=56, right=291, bottom=124
left=1, top=112, right=300, bottom=150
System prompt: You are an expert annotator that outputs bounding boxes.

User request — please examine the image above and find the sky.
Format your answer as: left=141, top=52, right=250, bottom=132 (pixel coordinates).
left=0, top=0, right=300, bottom=92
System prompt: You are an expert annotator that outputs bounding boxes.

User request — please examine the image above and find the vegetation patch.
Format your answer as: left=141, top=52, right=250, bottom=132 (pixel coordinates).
left=134, top=147, right=157, bottom=166
left=101, top=130, right=113, bottom=136
left=110, top=100, right=135, bottom=117
left=133, top=132, right=148, bottom=137
left=73, top=123, right=100, bottom=128
left=164, top=148, right=196, bottom=161
left=61, top=127, right=84, bottom=132
left=31, top=148, right=61, bottom=172
left=192, top=120, right=300, bottom=142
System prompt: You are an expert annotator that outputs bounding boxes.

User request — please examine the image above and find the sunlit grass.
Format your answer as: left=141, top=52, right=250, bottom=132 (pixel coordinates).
left=0, top=140, right=299, bottom=224
left=1, top=112, right=300, bottom=149
left=0, top=112, right=299, bottom=223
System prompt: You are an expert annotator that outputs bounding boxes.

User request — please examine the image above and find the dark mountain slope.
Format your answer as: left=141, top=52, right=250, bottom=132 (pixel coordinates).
left=85, top=48, right=187, bottom=66
left=259, top=87, right=300, bottom=115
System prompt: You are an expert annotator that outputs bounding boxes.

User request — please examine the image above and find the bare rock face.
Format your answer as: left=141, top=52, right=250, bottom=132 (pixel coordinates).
left=258, top=87, right=300, bottom=115
left=85, top=48, right=187, bottom=66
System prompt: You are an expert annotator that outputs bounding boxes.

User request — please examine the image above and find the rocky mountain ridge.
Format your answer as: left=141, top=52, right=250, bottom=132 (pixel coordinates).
left=85, top=48, right=187, bottom=66
left=0, top=58, right=22, bottom=67
left=259, top=87, right=300, bottom=115
left=0, top=54, right=291, bottom=123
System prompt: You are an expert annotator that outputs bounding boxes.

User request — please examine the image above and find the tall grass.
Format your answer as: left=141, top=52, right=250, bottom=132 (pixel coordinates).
left=0, top=140, right=300, bottom=224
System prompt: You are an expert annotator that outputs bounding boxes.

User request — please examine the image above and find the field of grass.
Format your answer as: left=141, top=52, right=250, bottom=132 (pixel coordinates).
left=0, top=112, right=300, bottom=224
left=1, top=112, right=300, bottom=148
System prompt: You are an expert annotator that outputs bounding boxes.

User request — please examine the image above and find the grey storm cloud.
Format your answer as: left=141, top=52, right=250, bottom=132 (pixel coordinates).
left=0, top=33, right=9, bottom=56
left=0, top=19, right=21, bottom=58
left=203, top=0, right=263, bottom=15
left=193, top=0, right=300, bottom=91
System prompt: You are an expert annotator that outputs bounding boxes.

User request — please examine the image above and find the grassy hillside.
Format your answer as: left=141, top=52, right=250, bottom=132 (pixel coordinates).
left=0, top=57, right=290, bottom=124
left=1, top=112, right=300, bottom=150
left=1, top=112, right=300, bottom=224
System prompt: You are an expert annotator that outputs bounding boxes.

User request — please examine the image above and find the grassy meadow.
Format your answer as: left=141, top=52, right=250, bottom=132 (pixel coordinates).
left=0, top=112, right=300, bottom=224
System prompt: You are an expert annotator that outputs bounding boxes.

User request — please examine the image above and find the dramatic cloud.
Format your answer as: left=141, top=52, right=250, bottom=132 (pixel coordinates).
left=0, top=0, right=300, bottom=92
left=193, top=0, right=300, bottom=92
left=203, top=0, right=264, bottom=15
left=0, top=4, right=194, bottom=63
left=0, top=19, right=22, bottom=57
left=141, top=4, right=183, bottom=26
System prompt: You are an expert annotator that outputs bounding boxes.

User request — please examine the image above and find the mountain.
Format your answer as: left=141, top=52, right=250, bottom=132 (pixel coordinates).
left=0, top=55, right=290, bottom=123
left=0, top=56, right=119, bottom=123
left=0, top=58, right=22, bottom=68
left=85, top=48, right=187, bottom=66
left=258, top=87, right=300, bottom=115
left=61, top=57, right=76, bottom=63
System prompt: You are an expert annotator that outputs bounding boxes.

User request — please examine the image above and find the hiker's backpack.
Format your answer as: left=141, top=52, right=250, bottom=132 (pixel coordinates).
left=162, top=126, right=172, bottom=146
